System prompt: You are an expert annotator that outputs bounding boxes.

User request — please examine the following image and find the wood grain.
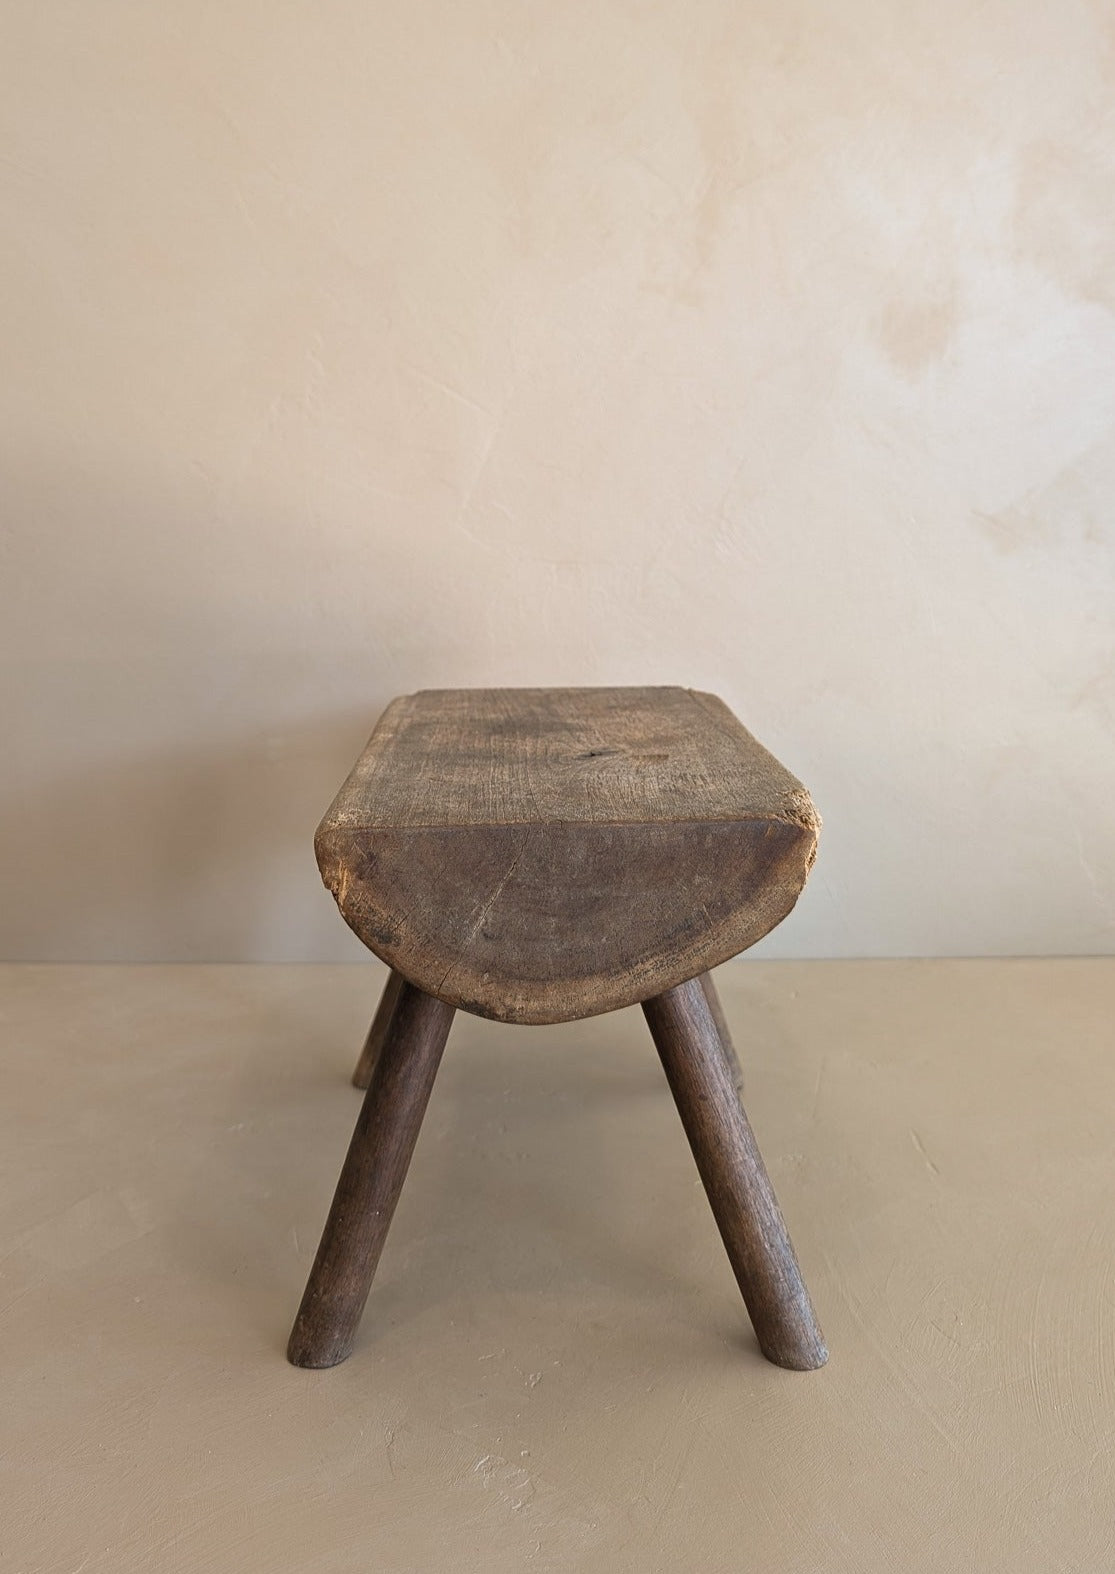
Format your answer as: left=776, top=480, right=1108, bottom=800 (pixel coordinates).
left=316, top=688, right=819, bottom=1024
left=352, top=968, right=404, bottom=1090
left=642, top=975, right=826, bottom=1370
left=323, top=687, right=819, bottom=830
left=287, top=981, right=455, bottom=1368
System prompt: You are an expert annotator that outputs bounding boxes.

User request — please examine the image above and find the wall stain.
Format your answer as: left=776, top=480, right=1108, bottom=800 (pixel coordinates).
left=877, top=281, right=960, bottom=378
left=1013, top=137, right=1115, bottom=313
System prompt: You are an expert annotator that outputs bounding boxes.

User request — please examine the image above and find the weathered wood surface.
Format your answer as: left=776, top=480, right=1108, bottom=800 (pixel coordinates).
left=352, top=968, right=403, bottom=1089
left=316, top=688, right=819, bottom=1025
left=642, top=976, right=826, bottom=1370
left=287, top=981, right=455, bottom=1369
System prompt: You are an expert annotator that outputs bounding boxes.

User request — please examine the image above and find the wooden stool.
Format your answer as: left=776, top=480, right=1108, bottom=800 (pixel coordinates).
left=288, top=687, right=826, bottom=1372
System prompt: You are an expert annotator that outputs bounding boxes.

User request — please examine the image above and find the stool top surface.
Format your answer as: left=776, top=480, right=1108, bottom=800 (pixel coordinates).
left=324, top=686, right=814, bottom=833
left=315, top=688, right=820, bottom=1023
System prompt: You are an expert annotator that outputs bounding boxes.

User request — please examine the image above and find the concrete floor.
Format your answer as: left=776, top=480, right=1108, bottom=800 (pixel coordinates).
left=3, top=960, right=1113, bottom=1572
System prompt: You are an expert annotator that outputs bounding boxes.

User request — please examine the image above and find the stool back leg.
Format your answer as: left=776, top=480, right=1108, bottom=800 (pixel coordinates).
left=288, top=981, right=455, bottom=1368
left=699, top=971, right=744, bottom=1092
left=352, top=968, right=405, bottom=1089
left=642, top=977, right=827, bottom=1371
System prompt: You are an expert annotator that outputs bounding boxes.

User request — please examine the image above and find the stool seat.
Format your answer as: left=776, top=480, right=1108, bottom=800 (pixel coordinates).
left=316, top=686, right=819, bottom=1024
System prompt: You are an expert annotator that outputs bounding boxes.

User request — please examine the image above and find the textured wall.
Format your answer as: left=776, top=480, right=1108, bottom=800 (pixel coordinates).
left=2, top=1, right=1113, bottom=960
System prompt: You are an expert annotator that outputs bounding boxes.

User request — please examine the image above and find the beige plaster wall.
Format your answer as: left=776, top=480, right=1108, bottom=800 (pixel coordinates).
left=2, top=1, right=1113, bottom=961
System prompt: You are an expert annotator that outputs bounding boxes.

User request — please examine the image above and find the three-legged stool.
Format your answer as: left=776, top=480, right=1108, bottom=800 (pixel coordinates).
left=288, top=687, right=826, bottom=1372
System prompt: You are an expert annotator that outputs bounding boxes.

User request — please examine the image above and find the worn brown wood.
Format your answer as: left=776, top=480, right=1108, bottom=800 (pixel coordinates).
left=316, top=688, right=819, bottom=1025
left=700, top=970, right=743, bottom=1092
left=352, top=968, right=404, bottom=1089
left=293, top=688, right=826, bottom=1369
left=287, top=981, right=455, bottom=1369
left=642, top=976, right=826, bottom=1370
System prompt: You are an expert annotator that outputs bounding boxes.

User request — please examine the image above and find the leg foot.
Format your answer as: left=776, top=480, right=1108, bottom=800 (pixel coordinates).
left=642, top=976, right=826, bottom=1371
left=288, top=981, right=455, bottom=1368
left=352, top=969, right=405, bottom=1089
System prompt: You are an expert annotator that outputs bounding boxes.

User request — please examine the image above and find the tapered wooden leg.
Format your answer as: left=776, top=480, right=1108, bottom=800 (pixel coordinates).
left=642, top=976, right=827, bottom=1370
left=352, top=968, right=405, bottom=1089
left=288, top=981, right=455, bottom=1368
left=700, top=970, right=744, bottom=1092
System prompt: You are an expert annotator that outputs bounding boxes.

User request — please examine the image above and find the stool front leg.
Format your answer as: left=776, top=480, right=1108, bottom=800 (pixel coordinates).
left=288, top=981, right=455, bottom=1368
left=642, top=977, right=827, bottom=1371
left=352, top=968, right=405, bottom=1089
